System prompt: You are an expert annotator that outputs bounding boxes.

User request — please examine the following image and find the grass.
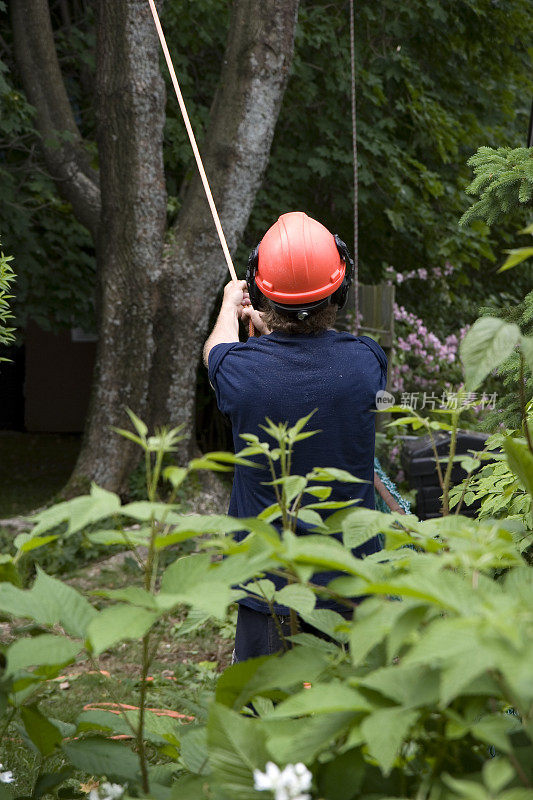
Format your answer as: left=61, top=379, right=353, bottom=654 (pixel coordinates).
left=0, top=433, right=81, bottom=518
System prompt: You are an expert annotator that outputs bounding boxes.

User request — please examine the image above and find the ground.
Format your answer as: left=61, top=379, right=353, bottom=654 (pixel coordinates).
left=0, top=432, right=81, bottom=518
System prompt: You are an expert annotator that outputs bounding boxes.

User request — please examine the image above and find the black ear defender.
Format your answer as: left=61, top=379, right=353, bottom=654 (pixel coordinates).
left=330, top=234, right=354, bottom=311
left=245, top=245, right=262, bottom=308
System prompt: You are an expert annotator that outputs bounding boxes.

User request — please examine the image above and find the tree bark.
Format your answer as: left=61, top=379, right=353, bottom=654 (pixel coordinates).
left=68, top=0, right=167, bottom=491
left=149, top=0, right=299, bottom=458
left=11, top=0, right=101, bottom=238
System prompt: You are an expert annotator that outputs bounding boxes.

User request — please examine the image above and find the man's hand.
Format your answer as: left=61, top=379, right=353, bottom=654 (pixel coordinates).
left=241, top=304, right=271, bottom=335
left=221, top=279, right=271, bottom=335
left=222, top=279, right=250, bottom=317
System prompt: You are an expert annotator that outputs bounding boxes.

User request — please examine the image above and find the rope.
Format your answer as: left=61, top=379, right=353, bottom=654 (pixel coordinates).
left=349, top=0, right=359, bottom=335
left=147, top=0, right=257, bottom=338
left=147, top=0, right=237, bottom=284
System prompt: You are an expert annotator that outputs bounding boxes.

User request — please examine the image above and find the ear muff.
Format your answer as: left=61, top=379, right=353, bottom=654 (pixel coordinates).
left=330, top=234, right=354, bottom=311
left=245, top=245, right=262, bottom=308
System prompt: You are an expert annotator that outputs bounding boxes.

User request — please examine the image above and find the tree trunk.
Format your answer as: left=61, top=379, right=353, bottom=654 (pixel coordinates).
left=13, top=0, right=299, bottom=493
left=68, top=0, right=167, bottom=491
left=149, top=0, right=299, bottom=458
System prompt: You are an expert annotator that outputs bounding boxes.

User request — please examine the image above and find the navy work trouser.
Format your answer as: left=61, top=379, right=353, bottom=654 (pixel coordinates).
left=233, top=602, right=351, bottom=663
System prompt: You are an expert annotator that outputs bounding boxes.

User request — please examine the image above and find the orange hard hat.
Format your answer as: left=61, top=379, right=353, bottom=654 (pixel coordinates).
left=246, top=212, right=353, bottom=314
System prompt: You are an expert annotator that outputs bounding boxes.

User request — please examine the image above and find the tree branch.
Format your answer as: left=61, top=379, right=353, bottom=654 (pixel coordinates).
left=11, top=0, right=101, bottom=238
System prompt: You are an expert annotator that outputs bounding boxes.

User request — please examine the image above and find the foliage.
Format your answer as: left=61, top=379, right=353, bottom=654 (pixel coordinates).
left=0, top=406, right=532, bottom=798
left=1, top=0, right=532, bottom=336
left=246, top=0, right=532, bottom=328
left=0, top=32, right=97, bottom=334
left=0, top=240, right=15, bottom=348
left=475, top=291, right=533, bottom=432
left=460, top=147, right=533, bottom=227
left=499, top=222, right=533, bottom=273
left=449, top=428, right=531, bottom=531
left=1, top=336, right=533, bottom=799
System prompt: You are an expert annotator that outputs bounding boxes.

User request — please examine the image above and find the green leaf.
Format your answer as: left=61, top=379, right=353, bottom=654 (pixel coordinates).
left=282, top=533, right=377, bottom=580
left=125, top=408, right=148, bottom=438
left=6, top=634, right=81, bottom=676
left=297, top=508, right=324, bottom=527
left=92, top=587, right=157, bottom=608
left=216, top=647, right=330, bottom=711
left=29, top=484, right=121, bottom=537
left=168, top=775, right=211, bottom=799
left=288, top=410, right=318, bottom=440
left=266, top=712, right=356, bottom=764
left=498, top=246, right=533, bottom=272
left=265, top=475, right=307, bottom=503
left=342, top=508, right=402, bottom=549
left=179, top=726, right=209, bottom=775
left=87, top=604, right=159, bottom=655
left=0, top=556, right=21, bottom=587
left=308, top=467, right=367, bottom=483
left=504, top=438, right=533, bottom=497
left=164, top=466, right=188, bottom=488
left=200, top=451, right=261, bottom=468
left=460, top=317, right=520, bottom=391
left=207, top=703, right=269, bottom=800
left=471, top=717, right=512, bottom=754
left=361, top=706, right=418, bottom=775
left=304, top=486, right=332, bottom=500
left=87, top=529, right=150, bottom=547
left=443, top=774, right=490, bottom=800
left=359, top=663, right=440, bottom=709
left=14, top=534, right=59, bottom=553
left=62, top=737, right=139, bottom=781
left=0, top=569, right=96, bottom=637
left=120, top=501, right=181, bottom=523
left=20, top=705, right=63, bottom=756
left=299, top=608, right=350, bottom=642
left=270, top=682, right=371, bottom=717
left=483, top=758, right=514, bottom=793
left=317, top=748, right=366, bottom=800
left=275, top=584, right=316, bottom=615
left=32, top=767, right=74, bottom=800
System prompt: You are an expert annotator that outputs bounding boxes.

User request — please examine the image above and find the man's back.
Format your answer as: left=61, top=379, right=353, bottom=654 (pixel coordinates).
left=208, top=329, right=387, bottom=521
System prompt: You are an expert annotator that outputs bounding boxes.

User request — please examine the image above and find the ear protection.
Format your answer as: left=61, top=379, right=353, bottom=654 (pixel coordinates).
left=246, top=234, right=354, bottom=315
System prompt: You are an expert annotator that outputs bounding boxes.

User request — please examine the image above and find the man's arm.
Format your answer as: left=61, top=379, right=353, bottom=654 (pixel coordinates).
left=203, top=279, right=270, bottom=366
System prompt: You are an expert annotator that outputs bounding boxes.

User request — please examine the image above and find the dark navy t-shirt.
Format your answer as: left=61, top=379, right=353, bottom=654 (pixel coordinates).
left=208, top=329, right=387, bottom=615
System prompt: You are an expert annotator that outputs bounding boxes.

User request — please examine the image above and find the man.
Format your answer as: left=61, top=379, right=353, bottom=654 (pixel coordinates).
left=204, top=211, right=387, bottom=661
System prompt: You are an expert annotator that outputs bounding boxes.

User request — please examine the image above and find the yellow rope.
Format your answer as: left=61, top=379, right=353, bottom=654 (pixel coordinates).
left=147, top=0, right=238, bottom=284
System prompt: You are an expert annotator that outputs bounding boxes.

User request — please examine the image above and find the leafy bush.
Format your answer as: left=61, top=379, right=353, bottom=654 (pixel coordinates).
left=1, top=273, right=533, bottom=799
left=460, top=146, right=533, bottom=227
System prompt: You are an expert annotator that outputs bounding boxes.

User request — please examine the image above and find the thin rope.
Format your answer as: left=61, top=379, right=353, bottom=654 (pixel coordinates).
left=147, top=0, right=238, bottom=284
left=349, top=0, right=359, bottom=335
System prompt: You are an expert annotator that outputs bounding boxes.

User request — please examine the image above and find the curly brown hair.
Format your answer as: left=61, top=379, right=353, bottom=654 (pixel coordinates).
left=260, top=302, right=338, bottom=335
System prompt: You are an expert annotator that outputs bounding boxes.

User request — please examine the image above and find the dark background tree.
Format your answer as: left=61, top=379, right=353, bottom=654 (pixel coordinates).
left=6, top=0, right=299, bottom=492
left=0, top=0, right=531, bottom=493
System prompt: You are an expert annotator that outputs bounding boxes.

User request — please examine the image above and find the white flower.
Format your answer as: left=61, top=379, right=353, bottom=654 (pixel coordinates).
left=253, top=761, right=312, bottom=800
left=88, top=783, right=124, bottom=800
left=0, top=765, right=14, bottom=784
